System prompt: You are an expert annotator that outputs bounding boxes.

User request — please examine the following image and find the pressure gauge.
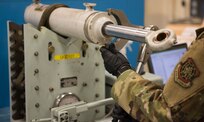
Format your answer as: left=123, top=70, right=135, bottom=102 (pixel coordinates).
left=53, top=92, right=80, bottom=107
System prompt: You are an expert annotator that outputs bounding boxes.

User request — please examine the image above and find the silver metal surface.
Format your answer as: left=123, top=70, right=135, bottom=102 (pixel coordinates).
left=104, top=24, right=149, bottom=42
left=104, top=24, right=177, bottom=51
left=136, top=62, right=143, bottom=74
left=77, top=98, right=114, bottom=113
left=49, top=98, right=114, bottom=122
left=53, top=93, right=80, bottom=107
left=136, top=44, right=151, bottom=74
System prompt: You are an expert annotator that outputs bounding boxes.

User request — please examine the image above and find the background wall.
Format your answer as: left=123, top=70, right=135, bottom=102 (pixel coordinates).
left=0, top=0, right=144, bottom=108
left=145, top=0, right=191, bottom=28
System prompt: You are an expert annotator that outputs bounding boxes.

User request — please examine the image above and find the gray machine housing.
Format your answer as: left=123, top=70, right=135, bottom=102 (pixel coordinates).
left=8, top=23, right=106, bottom=122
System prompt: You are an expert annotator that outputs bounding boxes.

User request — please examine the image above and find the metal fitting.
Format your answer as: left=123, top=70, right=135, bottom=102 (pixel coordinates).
left=49, top=87, right=54, bottom=92
left=95, top=94, right=99, bottom=98
left=34, top=69, right=39, bottom=75
left=95, top=47, right=99, bottom=51
left=34, top=86, right=39, bottom=91
left=95, top=109, right=100, bottom=114
left=95, top=63, right=99, bottom=67
left=35, top=103, right=40, bottom=108
left=34, top=51, right=39, bottom=56
left=95, top=78, right=99, bottom=82
left=34, top=34, right=38, bottom=39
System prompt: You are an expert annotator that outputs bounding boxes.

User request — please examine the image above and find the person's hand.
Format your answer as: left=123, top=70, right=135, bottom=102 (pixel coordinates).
left=100, top=43, right=131, bottom=77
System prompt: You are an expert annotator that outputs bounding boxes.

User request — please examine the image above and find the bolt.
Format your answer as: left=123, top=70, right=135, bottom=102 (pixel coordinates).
left=95, top=109, right=100, bottom=114
left=34, top=51, right=39, bottom=56
left=95, top=93, right=99, bottom=98
left=49, top=87, right=54, bottom=92
left=34, top=86, right=39, bottom=91
left=95, top=47, right=99, bottom=51
left=95, top=63, right=99, bottom=67
left=34, top=34, right=38, bottom=39
left=34, top=69, right=39, bottom=74
left=95, top=78, right=99, bottom=82
left=82, top=82, right=87, bottom=87
left=35, top=103, right=40, bottom=108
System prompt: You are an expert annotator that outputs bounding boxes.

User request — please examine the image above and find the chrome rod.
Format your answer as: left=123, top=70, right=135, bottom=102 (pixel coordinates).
left=103, top=24, right=150, bottom=42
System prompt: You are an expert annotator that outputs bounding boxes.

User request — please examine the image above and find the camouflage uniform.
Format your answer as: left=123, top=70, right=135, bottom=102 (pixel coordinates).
left=111, top=28, right=204, bottom=122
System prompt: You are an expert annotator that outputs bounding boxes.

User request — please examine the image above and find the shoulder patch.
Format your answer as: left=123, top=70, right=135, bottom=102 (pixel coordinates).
left=174, top=58, right=200, bottom=88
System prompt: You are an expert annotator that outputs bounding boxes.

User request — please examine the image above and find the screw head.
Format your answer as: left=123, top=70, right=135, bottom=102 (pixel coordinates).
left=35, top=103, right=40, bottom=108
left=34, top=86, right=39, bottom=91
left=95, top=94, right=99, bottom=98
left=95, top=63, right=99, bottom=67
left=34, top=69, right=39, bottom=74
left=95, top=78, right=99, bottom=82
left=34, top=51, right=39, bottom=56
left=95, top=47, right=99, bottom=51
left=49, top=87, right=54, bottom=92
left=34, top=34, right=38, bottom=39
left=95, top=109, right=100, bottom=113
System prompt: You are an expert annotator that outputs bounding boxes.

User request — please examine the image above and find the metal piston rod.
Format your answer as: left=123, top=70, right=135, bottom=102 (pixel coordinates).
left=103, top=24, right=177, bottom=51
left=103, top=24, right=149, bottom=43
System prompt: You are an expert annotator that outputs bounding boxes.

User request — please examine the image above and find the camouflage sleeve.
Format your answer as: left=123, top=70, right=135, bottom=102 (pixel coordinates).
left=111, top=69, right=173, bottom=122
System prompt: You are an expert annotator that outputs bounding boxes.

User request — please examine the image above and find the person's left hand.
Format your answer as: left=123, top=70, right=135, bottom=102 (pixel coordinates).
left=100, top=43, right=131, bottom=77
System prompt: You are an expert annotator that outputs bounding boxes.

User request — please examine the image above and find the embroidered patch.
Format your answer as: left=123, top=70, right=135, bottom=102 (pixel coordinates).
left=175, top=58, right=200, bottom=88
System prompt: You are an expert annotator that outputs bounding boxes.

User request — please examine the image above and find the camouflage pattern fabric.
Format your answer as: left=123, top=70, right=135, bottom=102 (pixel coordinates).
left=111, top=28, right=204, bottom=122
left=112, top=70, right=173, bottom=122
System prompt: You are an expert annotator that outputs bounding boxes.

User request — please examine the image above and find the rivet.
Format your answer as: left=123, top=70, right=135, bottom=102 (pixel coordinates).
left=34, top=51, right=39, bottom=56
left=49, top=87, right=54, bottom=92
left=95, top=109, right=100, bottom=113
left=95, top=94, right=99, bottom=98
left=35, top=103, right=40, bottom=108
left=95, top=63, right=99, bottom=67
left=95, top=78, right=99, bottom=82
left=34, top=34, right=38, bottom=39
left=34, top=86, right=39, bottom=91
left=95, top=47, right=99, bottom=51
left=34, top=69, right=39, bottom=74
